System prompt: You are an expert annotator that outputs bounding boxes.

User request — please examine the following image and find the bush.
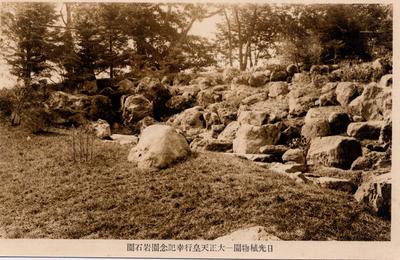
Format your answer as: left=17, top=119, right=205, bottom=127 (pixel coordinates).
left=0, top=88, right=15, bottom=119
left=340, top=61, right=374, bottom=83
left=1, top=82, right=54, bottom=132
left=69, top=124, right=96, bottom=163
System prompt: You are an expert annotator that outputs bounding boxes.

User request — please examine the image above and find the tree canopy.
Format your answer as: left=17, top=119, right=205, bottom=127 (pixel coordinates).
left=0, top=2, right=393, bottom=84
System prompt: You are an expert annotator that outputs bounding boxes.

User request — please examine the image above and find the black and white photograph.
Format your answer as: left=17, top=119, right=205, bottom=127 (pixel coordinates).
left=0, top=0, right=395, bottom=258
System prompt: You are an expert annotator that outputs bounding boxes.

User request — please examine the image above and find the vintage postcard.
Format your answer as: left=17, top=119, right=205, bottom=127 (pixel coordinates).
left=0, top=0, right=398, bottom=259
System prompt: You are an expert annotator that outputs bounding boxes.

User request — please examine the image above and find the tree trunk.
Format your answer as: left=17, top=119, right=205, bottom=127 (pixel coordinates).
left=234, top=7, right=243, bottom=70
left=249, top=43, right=253, bottom=67
left=61, top=3, right=75, bottom=78
left=243, top=6, right=257, bottom=71
left=109, top=34, right=113, bottom=79
left=223, top=8, right=233, bottom=67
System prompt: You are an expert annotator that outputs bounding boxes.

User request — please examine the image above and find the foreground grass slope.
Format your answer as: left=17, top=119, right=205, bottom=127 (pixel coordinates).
left=0, top=122, right=390, bottom=240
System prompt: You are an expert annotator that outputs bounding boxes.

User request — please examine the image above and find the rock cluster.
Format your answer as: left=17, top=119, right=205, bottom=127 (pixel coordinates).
left=45, top=59, right=392, bottom=217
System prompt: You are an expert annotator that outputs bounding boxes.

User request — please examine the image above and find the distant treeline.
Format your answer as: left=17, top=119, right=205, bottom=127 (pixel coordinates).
left=0, top=3, right=392, bottom=86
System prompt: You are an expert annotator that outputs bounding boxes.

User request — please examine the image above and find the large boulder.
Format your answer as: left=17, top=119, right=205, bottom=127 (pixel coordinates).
left=328, top=112, right=351, bottom=135
left=282, top=148, right=305, bottom=164
left=136, top=77, right=171, bottom=120
left=169, top=106, right=205, bottom=131
left=248, top=71, right=269, bottom=87
left=268, top=81, right=289, bottom=98
left=165, top=95, right=194, bottom=113
left=136, top=77, right=164, bottom=100
left=335, top=82, right=360, bottom=107
left=348, top=82, right=391, bottom=121
left=307, top=136, right=362, bottom=169
left=210, top=102, right=237, bottom=125
left=270, top=70, right=287, bottom=82
left=233, top=124, right=280, bottom=154
left=351, top=151, right=386, bottom=170
left=288, top=83, right=321, bottom=116
left=301, top=106, right=347, bottom=140
left=241, top=92, right=269, bottom=105
left=47, top=91, right=91, bottom=113
left=47, top=91, right=112, bottom=125
left=318, top=82, right=338, bottom=106
left=127, top=125, right=190, bottom=170
left=121, top=95, right=153, bottom=126
left=292, top=73, right=311, bottom=84
left=237, top=110, right=271, bottom=126
left=117, top=79, right=136, bottom=94
left=218, top=121, right=240, bottom=142
left=240, top=94, right=289, bottom=124
left=286, top=64, right=298, bottom=75
left=354, top=173, right=391, bottom=217
left=347, top=121, right=383, bottom=140
left=196, top=88, right=223, bottom=106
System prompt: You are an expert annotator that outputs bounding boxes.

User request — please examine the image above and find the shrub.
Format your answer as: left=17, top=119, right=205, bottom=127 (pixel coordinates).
left=69, top=124, right=96, bottom=163
left=340, top=62, right=374, bottom=83
left=0, top=88, right=15, bottom=119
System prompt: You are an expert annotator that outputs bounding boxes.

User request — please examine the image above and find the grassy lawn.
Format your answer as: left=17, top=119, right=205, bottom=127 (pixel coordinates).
left=0, top=122, right=390, bottom=240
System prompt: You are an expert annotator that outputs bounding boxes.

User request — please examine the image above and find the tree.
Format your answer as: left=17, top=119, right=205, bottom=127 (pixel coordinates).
left=96, top=3, right=130, bottom=79
left=1, top=3, right=59, bottom=86
left=72, top=4, right=108, bottom=81
left=216, top=4, right=280, bottom=70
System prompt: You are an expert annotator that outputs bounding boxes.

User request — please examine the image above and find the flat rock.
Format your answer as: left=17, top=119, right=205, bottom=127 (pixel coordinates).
left=233, top=124, right=280, bottom=154
left=235, top=153, right=278, bottom=163
left=311, top=177, right=357, bottom=193
left=259, top=145, right=289, bottom=155
left=259, top=162, right=306, bottom=173
left=307, top=136, right=362, bottom=169
left=190, top=138, right=232, bottom=152
left=217, top=121, right=240, bottom=142
left=347, top=121, right=383, bottom=140
left=282, top=148, right=305, bottom=164
left=110, top=134, right=138, bottom=145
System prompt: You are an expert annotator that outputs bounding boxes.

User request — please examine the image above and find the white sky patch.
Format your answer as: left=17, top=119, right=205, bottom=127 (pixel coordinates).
left=189, top=14, right=222, bottom=40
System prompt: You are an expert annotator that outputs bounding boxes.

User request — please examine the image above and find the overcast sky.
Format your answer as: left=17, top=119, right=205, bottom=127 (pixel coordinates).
left=190, top=14, right=223, bottom=39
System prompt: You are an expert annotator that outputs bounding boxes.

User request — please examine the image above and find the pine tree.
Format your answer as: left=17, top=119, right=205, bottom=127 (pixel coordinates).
left=96, top=3, right=130, bottom=79
left=1, top=3, right=58, bottom=86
